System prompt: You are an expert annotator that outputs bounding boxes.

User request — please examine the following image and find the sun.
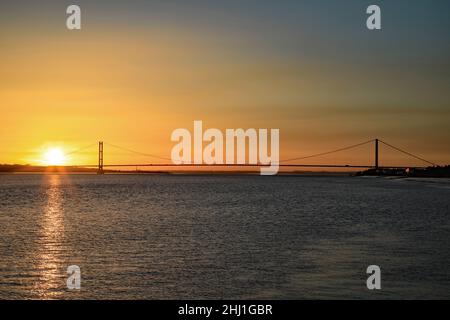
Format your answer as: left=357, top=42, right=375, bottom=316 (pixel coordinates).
left=43, top=148, right=66, bottom=166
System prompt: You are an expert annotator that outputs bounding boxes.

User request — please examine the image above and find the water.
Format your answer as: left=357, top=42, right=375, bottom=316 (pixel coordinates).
left=0, top=174, right=449, bottom=299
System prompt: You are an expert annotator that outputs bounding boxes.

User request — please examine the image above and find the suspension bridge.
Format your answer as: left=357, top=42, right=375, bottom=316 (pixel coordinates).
left=60, top=139, right=438, bottom=174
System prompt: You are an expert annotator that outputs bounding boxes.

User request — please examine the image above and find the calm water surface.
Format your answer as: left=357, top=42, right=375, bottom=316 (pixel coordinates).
left=0, top=174, right=449, bottom=299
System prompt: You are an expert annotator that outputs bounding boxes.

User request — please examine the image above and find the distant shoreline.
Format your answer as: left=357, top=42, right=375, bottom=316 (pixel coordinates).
left=0, top=164, right=354, bottom=175
left=1, top=164, right=449, bottom=177
left=0, top=170, right=353, bottom=176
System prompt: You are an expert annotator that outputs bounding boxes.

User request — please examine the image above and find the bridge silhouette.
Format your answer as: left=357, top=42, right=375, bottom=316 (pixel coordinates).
left=61, top=139, right=437, bottom=174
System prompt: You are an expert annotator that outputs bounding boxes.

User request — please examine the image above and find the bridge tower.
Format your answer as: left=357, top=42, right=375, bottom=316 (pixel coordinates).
left=98, top=141, right=104, bottom=174
left=375, top=138, right=379, bottom=170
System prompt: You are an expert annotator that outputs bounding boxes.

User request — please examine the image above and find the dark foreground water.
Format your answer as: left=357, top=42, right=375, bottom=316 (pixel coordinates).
left=0, top=174, right=449, bottom=299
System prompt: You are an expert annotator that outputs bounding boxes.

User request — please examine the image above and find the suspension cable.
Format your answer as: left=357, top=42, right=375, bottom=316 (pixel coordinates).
left=104, top=142, right=172, bottom=161
left=63, top=143, right=98, bottom=156
left=280, top=139, right=375, bottom=163
left=378, top=140, right=437, bottom=166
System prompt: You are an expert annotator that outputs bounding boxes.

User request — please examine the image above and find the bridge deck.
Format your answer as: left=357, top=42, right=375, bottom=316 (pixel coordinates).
left=63, top=164, right=426, bottom=169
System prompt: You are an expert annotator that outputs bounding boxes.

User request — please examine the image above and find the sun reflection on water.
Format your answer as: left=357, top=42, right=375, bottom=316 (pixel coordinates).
left=34, top=175, right=66, bottom=299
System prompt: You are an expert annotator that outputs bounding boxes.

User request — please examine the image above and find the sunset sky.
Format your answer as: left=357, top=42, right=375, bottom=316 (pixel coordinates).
left=1, top=0, right=449, bottom=168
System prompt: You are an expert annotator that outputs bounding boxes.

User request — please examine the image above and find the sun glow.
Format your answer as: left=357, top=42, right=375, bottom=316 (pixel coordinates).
left=43, top=148, right=66, bottom=166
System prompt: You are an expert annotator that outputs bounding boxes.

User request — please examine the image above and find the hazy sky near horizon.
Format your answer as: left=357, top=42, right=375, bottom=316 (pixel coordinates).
left=1, top=0, right=449, bottom=166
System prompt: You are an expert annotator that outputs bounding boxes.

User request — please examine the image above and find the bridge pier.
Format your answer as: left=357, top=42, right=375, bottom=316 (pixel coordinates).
left=98, top=141, right=104, bottom=174
left=375, top=138, right=379, bottom=170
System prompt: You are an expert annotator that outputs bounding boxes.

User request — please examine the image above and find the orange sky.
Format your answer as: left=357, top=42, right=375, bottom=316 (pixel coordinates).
left=1, top=1, right=449, bottom=168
